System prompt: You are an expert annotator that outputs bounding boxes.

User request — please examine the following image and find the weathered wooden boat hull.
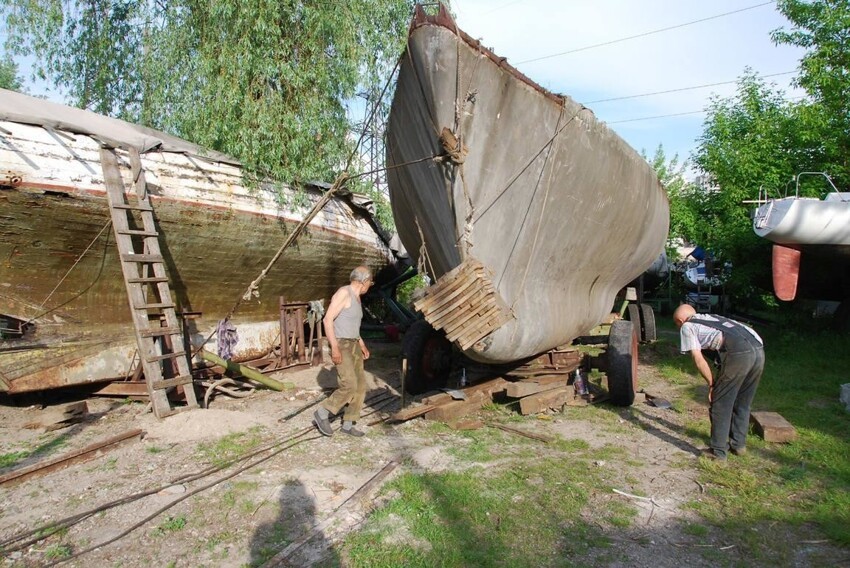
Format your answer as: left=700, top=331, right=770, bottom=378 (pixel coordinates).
left=386, top=6, right=669, bottom=363
left=0, top=97, right=393, bottom=393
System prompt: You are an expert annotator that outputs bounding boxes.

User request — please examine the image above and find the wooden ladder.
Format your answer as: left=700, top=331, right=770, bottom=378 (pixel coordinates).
left=100, top=147, right=199, bottom=418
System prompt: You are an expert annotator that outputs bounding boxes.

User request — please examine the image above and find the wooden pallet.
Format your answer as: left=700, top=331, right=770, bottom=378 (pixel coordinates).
left=100, top=147, right=199, bottom=418
left=413, top=258, right=512, bottom=350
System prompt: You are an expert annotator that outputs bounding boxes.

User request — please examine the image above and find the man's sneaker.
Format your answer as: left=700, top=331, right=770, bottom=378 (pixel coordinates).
left=313, top=410, right=333, bottom=437
left=341, top=426, right=365, bottom=437
left=730, top=447, right=747, bottom=456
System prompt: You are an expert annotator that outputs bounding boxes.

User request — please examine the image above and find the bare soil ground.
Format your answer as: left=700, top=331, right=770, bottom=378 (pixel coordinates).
left=0, top=339, right=844, bottom=567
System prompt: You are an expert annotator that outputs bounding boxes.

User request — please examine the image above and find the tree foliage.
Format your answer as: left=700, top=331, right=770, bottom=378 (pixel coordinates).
left=0, top=56, right=23, bottom=91
left=773, top=0, right=850, bottom=185
left=643, top=144, right=700, bottom=252
left=692, top=72, right=807, bottom=300
left=2, top=0, right=413, bottom=188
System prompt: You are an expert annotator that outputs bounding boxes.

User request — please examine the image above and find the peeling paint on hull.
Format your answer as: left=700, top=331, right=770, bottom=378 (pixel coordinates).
left=0, top=120, right=393, bottom=393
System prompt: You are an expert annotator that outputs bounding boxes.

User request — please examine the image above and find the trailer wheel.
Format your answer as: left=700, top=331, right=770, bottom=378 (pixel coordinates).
left=626, top=304, right=642, bottom=341
left=639, top=303, right=656, bottom=342
left=607, top=319, right=638, bottom=406
left=401, top=320, right=451, bottom=395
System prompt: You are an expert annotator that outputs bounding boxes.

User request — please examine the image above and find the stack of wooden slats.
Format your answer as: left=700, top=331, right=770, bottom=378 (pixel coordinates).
left=413, top=258, right=512, bottom=350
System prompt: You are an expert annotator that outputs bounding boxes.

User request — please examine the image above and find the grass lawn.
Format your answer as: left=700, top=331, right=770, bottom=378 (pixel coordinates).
left=338, top=315, right=850, bottom=566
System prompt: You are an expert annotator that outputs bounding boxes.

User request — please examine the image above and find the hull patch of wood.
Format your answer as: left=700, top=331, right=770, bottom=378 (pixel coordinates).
left=414, top=258, right=512, bottom=351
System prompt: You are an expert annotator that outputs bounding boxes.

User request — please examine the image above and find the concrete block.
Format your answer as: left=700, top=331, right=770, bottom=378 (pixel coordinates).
left=840, top=383, right=850, bottom=413
left=750, top=411, right=797, bottom=443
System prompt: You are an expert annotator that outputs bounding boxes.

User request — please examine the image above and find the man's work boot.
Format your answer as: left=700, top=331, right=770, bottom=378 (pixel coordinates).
left=730, top=447, right=747, bottom=456
left=313, top=409, right=333, bottom=437
left=341, top=425, right=365, bottom=437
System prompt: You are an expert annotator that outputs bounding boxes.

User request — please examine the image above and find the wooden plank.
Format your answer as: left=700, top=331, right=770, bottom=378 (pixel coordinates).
left=23, top=401, right=88, bottom=430
left=144, top=350, right=186, bottom=363
left=138, top=326, right=181, bottom=338
left=519, top=386, right=571, bottom=415
left=388, top=404, right=436, bottom=422
left=750, top=411, right=797, bottom=443
left=425, top=391, right=487, bottom=422
left=0, top=429, right=144, bottom=486
left=91, top=382, right=149, bottom=397
left=516, top=373, right=570, bottom=385
left=505, top=378, right=566, bottom=399
left=449, top=419, right=484, bottom=430
left=120, top=254, right=165, bottom=263
left=151, top=374, right=194, bottom=390
left=421, top=378, right=508, bottom=406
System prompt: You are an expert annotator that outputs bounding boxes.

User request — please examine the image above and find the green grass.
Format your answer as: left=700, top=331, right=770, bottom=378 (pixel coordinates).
left=652, top=318, right=850, bottom=546
left=343, top=434, right=638, bottom=568
left=44, top=543, right=72, bottom=560
left=197, top=427, right=265, bottom=467
left=153, top=515, right=187, bottom=536
left=0, top=434, right=70, bottom=469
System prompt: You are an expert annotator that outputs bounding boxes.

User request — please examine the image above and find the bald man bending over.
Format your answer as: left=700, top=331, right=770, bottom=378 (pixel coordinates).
left=673, top=304, right=764, bottom=460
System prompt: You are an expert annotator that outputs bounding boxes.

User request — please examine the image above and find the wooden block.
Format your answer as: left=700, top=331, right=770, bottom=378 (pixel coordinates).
left=389, top=404, right=436, bottom=422
left=421, top=378, right=508, bottom=406
left=750, top=411, right=797, bottom=443
left=24, top=401, right=88, bottom=430
left=449, top=419, right=484, bottom=431
left=505, top=378, right=566, bottom=398
left=519, top=386, right=570, bottom=415
left=425, top=392, right=487, bottom=422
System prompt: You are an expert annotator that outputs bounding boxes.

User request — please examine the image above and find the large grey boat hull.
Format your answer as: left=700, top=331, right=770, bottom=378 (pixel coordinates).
left=386, top=6, right=669, bottom=363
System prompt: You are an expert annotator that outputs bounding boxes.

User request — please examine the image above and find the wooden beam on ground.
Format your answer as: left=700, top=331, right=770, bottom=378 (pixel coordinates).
left=489, top=422, right=554, bottom=443
left=91, top=381, right=149, bottom=397
left=750, top=411, right=797, bottom=443
left=23, top=401, right=88, bottom=430
left=421, top=378, right=508, bottom=406
left=388, top=404, right=436, bottom=423
left=450, top=419, right=484, bottom=431
left=519, top=386, right=571, bottom=415
left=425, top=391, right=488, bottom=422
left=0, top=429, right=144, bottom=486
left=505, top=378, right=566, bottom=398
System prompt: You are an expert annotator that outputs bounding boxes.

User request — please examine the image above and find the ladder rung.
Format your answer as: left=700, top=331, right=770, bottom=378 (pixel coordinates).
left=134, top=302, right=175, bottom=310
left=112, top=202, right=152, bottom=211
left=121, top=254, right=164, bottom=263
left=139, top=326, right=181, bottom=338
left=145, top=350, right=186, bottom=363
left=151, top=375, right=194, bottom=390
left=118, top=229, right=159, bottom=237
left=127, top=276, right=169, bottom=284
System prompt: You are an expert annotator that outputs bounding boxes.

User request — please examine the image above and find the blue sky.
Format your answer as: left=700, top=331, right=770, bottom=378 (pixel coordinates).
left=449, top=0, right=805, bottom=166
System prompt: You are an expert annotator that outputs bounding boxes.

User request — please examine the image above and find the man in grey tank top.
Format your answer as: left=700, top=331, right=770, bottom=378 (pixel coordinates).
left=313, top=266, right=373, bottom=437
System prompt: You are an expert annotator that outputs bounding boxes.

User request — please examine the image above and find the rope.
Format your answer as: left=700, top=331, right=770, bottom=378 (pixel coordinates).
left=509, top=107, right=567, bottom=310
left=20, top=219, right=113, bottom=327
left=191, top=172, right=349, bottom=358
left=473, top=105, right=587, bottom=225
left=415, top=216, right=436, bottom=279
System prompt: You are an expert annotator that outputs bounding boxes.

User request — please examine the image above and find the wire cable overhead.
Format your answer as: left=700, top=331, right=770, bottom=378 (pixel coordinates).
left=517, top=1, right=776, bottom=65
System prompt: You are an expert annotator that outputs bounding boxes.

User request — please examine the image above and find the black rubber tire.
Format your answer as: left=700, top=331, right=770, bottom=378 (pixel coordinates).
left=626, top=303, right=642, bottom=341
left=400, top=320, right=452, bottom=395
left=639, top=303, right=656, bottom=342
left=607, top=319, right=638, bottom=406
